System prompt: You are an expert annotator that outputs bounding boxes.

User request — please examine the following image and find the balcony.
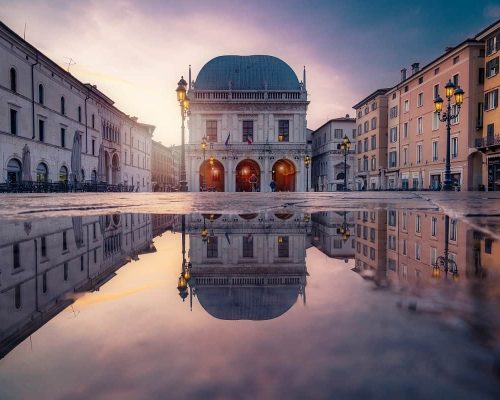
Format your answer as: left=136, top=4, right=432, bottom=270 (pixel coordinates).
left=476, top=134, right=500, bottom=150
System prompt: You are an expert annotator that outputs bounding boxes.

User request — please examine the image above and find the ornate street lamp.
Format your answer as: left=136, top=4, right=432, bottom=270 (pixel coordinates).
left=304, top=155, right=311, bottom=192
left=432, top=215, right=459, bottom=279
left=201, top=136, right=207, bottom=191
left=339, top=135, right=351, bottom=191
left=176, top=76, right=190, bottom=192
left=337, top=211, right=351, bottom=241
left=434, top=81, right=464, bottom=191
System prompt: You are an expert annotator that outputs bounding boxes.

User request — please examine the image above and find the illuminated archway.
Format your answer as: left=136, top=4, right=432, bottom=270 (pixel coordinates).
left=236, top=159, right=261, bottom=192
left=199, top=159, right=225, bottom=192
left=272, top=159, right=296, bottom=192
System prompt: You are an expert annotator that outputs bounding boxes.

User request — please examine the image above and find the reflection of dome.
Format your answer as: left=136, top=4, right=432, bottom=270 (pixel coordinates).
left=239, top=213, right=258, bottom=220
left=197, top=286, right=300, bottom=321
left=275, top=213, right=294, bottom=220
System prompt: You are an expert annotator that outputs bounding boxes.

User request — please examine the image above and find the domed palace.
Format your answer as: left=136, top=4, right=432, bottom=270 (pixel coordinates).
left=186, top=55, right=310, bottom=192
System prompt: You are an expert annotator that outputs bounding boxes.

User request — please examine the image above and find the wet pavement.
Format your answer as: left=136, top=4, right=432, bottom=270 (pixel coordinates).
left=0, top=193, right=499, bottom=399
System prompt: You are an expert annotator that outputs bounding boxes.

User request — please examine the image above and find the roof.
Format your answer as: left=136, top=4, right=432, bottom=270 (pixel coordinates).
left=352, top=88, right=392, bottom=110
left=195, top=55, right=301, bottom=91
left=312, top=117, right=356, bottom=134
left=475, top=18, right=500, bottom=40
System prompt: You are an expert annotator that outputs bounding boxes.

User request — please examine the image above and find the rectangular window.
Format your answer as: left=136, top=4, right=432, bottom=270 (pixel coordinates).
left=357, top=124, right=362, bottom=135
left=453, top=74, right=459, bottom=86
left=430, top=247, right=437, bottom=265
left=371, top=135, right=376, bottom=150
left=92, top=139, right=95, bottom=155
left=62, top=231, right=67, bottom=251
left=486, top=36, right=498, bottom=55
left=403, top=147, right=408, bottom=165
left=388, top=210, right=396, bottom=226
left=417, top=117, right=423, bottom=134
left=370, top=248, right=376, bottom=260
left=39, top=120, right=45, bottom=142
left=278, top=120, right=289, bottom=142
left=432, top=112, right=439, bottom=130
left=334, top=128, right=343, bottom=139
left=453, top=55, right=459, bottom=64
left=363, top=138, right=368, bottom=152
left=42, top=272, right=47, bottom=293
left=371, top=156, right=376, bottom=171
left=371, top=118, right=377, bottom=130
left=451, top=104, right=460, bottom=124
left=402, top=212, right=407, bottom=231
left=485, top=89, right=499, bottom=111
left=402, top=240, right=407, bottom=256
left=486, top=57, right=499, bottom=78
left=364, top=121, right=369, bottom=133
left=64, top=263, right=68, bottom=281
left=403, top=122, right=408, bottom=138
left=242, top=235, right=253, bottom=258
left=404, top=100, right=409, bottom=112
left=41, top=236, right=47, bottom=257
left=61, top=128, right=66, bottom=147
left=388, top=235, right=396, bottom=250
left=451, top=137, right=458, bottom=158
left=206, top=120, right=217, bottom=142
left=389, top=127, right=398, bottom=143
left=389, top=106, right=398, bottom=119
left=370, top=228, right=376, bottom=242
left=242, top=120, right=253, bottom=143
left=416, top=144, right=423, bottom=163
left=389, top=151, right=397, bottom=168
left=10, top=109, right=18, bottom=135
left=450, top=219, right=457, bottom=241
left=207, top=236, right=218, bottom=258
left=416, top=215, right=421, bottom=233
left=13, top=243, right=20, bottom=269
left=278, top=236, right=289, bottom=257
left=432, top=141, right=438, bottom=161
left=433, top=84, right=439, bottom=100
left=431, top=217, right=437, bottom=236
left=415, top=243, right=421, bottom=261
left=417, top=92, right=423, bottom=107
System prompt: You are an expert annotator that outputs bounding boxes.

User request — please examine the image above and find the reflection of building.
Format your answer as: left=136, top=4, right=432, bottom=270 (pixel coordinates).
left=311, top=117, right=356, bottom=191
left=184, top=212, right=309, bottom=320
left=187, top=56, right=310, bottom=192
left=152, top=141, right=179, bottom=191
left=0, top=213, right=152, bottom=359
left=311, top=211, right=355, bottom=259
left=152, top=214, right=179, bottom=237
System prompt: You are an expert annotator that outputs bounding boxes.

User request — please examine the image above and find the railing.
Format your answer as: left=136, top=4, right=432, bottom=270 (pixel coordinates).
left=475, top=134, right=500, bottom=148
left=191, top=90, right=306, bottom=102
left=0, top=181, right=136, bottom=193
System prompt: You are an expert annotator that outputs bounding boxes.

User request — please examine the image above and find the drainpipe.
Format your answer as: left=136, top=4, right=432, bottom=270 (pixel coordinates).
left=31, top=52, right=39, bottom=139
left=85, top=89, right=90, bottom=154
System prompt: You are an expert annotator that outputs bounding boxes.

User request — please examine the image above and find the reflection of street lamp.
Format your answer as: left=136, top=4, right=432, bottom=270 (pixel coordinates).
left=339, top=135, right=351, bottom=191
left=304, top=155, right=311, bottom=192
left=337, top=212, right=350, bottom=241
left=434, top=81, right=464, bottom=191
left=209, top=155, right=215, bottom=166
left=176, top=77, right=190, bottom=192
left=432, top=215, right=459, bottom=279
left=201, top=136, right=207, bottom=191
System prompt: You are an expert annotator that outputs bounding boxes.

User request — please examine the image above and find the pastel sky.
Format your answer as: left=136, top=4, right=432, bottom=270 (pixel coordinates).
left=1, top=0, right=499, bottom=145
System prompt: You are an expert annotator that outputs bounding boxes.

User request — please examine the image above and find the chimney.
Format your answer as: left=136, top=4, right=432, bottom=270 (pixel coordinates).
left=345, top=114, right=350, bottom=118
left=401, top=68, right=407, bottom=82
left=411, top=63, right=420, bottom=75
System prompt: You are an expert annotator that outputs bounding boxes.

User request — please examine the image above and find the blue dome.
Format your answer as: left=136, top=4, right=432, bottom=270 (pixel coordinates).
left=195, top=55, right=301, bottom=91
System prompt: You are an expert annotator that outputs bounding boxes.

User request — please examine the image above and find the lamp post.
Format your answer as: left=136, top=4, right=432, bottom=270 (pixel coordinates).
left=434, top=80, right=464, bottom=191
left=339, top=135, right=351, bottom=191
left=304, top=155, right=311, bottom=192
left=337, top=212, right=351, bottom=241
left=432, top=215, right=458, bottom=279
left=201, top=135, right=207, bottom=191
left=176, top=76, right=190, bottom=192
left=177, top=215, right=191, bottom=301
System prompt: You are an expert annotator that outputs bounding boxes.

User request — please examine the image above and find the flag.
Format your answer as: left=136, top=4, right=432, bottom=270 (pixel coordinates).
left=225, top=132, right=230, bottom=146
left=247, top=136, right=253, bottom=145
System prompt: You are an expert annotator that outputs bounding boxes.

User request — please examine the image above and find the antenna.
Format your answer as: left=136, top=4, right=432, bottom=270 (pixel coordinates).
left=23, top=22, right=26, bottom=40
left=64, top=57, right=76, bottom=73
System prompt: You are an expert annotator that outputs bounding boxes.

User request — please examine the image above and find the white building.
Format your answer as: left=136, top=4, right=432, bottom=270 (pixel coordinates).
left=311, top=117, right=356, bottom=191
left=186, top=55, right=310, bottom=192
left=0, top=21, right=153, bottom=191
left=311, top=211, right=355, bottom=260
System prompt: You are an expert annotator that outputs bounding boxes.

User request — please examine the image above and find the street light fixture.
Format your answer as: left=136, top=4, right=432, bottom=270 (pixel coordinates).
left=176, top=76, right=190, bottom=192
left=434, top=80, right=464, bottom=191
left=339, top=135, right=351, bottom=191
left=337, top=212, right=351, bottom=241
left=304, top=155, right=311, bottom=192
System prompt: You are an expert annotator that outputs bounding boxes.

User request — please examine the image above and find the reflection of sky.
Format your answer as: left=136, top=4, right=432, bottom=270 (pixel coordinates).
left=0, top=232, right=498, bottom=399
left=0, top=0, right=498, bottom=145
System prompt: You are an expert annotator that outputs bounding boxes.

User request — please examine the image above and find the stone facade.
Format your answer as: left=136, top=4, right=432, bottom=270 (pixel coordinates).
left=152, top=140, right=179, bottom=191
left=186, top=55, right=310, bottom=192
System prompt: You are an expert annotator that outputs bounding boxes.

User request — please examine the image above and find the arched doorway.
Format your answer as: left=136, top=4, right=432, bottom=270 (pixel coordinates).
left=36, top=162, right=48, bottom=182
left=199, top=158, right=225, bottom=192
left=272, top=159, right=296, bottom=192
left=112, top=153, right=120, bottom=184
left=7, top=159, right=22, bottom=184
left=59, top=166, right=68, bottom=182
left=236, top=159, right=261, bottom=192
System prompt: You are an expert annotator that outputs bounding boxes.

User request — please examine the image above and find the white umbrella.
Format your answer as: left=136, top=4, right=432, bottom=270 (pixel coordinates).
left=22, top=144, right=31, bottom=182
left=71, top=132, right=82, bottom=183
left=97, top=143, right=106, bottom=183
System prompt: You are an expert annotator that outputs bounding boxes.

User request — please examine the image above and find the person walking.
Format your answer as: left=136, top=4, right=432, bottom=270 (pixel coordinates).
left=270, top=180, right=276, bottom=192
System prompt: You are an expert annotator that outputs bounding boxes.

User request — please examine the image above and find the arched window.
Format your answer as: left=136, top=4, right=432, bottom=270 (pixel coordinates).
left=78, top=106, right=82, bottom=122
left=38, top=84, right=44, bottom=104
left=36, top=162, right=48, bottom=182
left=61, top=96, right=65, bottom=115
left=10, top=67, right=17, bottom=92
left=92, top=114, right=95, bottom=129
left=59, top=165, right=68, bottom=182
left=7, top=158, right=22, bottom=184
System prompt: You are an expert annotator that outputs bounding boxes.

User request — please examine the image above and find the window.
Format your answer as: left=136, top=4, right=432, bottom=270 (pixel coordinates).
left=81, top=256, right=84, bottom=271
left=242, top=120, right=253, bottom=143
left=434, top=67, right=440, bottom=75
left=357, top=124, right=362, bottom=135
left=363, top=226, right=368, bottom=240
left=485, top=239, right=493, bottom=254
left=404, top=99, right=409, bottom=112
left=477, top=103, right=484, bottom=128
left=485, top=89, right=499, bottom=110
left=207, top=236, right=218, bottom=258
left=389, top=127, right=397, bottom=143
left=364, top=107, right=369, bottom=115
left=388, top=235, right=396, bottom=250
left=389, top=151, right=397, bottom=168
left=415, top=243, right=421, bottom=261
left=371, top=135, right=376, bottom=150
left=371, top=156, right=376, bottom=171
left=242, top=235, right=253, bottom=258
left=38, top=84, right=44, bottom=104
left=431, top=217, right=437, bottom=236
left=363, top=138, right=368, bottom=152
left=486, top=57, right=498, bottom=78
left=278, top=120, right=289, bottom=142
left=357, top=110, right=362, bottom=118
left=416, top=143, right=423, bottom=163
left=453, top=55, right=459, bottom=64
left=371, top=117, right=377, bottom=130
left=432, top=112, right=439, bottom=130
left=78, top=106, right=82, bottom=122
left=417, top=92, right=423, bottom=107
left=453, top=74, right=459, bottom=86
left=10, top=109, right=18, bottom=135
left=205, top=120, right=217, bottom=142
left=370, top=228, right=375, bottom=242
left=449, top=219, right=457, bottom=241
left=334, top=128, right=343, bottom=139
left=61, top=128, right=66, bottom=147
left=479, top=68, right=485, bottom=84
left=39, top=120, right=45, bottom=142
left=418, top=76, right=424, bottom=84
left=451, top=137, right=458, bottom=158
left=451, top=104, right=460, bottom=124
left=15, top=285, right=21, bottom=309
left=402, top=240, right=407, bottom=256
left=64, top=263, right=68, bottom=281
left=389, top=106, right=398, bottom=119
left=62, top=231, right=67, bottom=251
left=278, top=236, right=289, bottom=257
left=388, top=210, right=396, bottom=226
left=416, top=215, right=421, bottom=233
left=363, top=121, right=369, bottom=133
left=61, top=96, right=65, bottom=115
left=10, top=67, right=17, bottom=92
left=430, top=247, right=437, bottom=265
left=432, top=141, right=438, bottom=161
left=92, top=139, right=95, bottom=155
left=487, top=123, right=495, bottom=144
left=417, top=117, right=423, bottom=135
left=42, top=272, right=47, bottom=293
left=402, top=212, right=407, bottom=231
left=371, top=102, right=377, bottom=111
left=486, top=35, right=498, bottom=55
left=433, top=84, right=439, bottom=100
left=92, top=114, right=95, bottom=129
left=13, top=243, right=20, bottom=269
left=404, top=85, right=408, bottom=92
left=403, top=147, right=408, bottom=165
left=370, top=248, right=376, bottom=260
left=41, top=236, right=47, bottom=257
